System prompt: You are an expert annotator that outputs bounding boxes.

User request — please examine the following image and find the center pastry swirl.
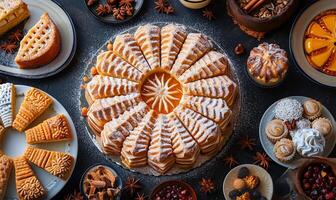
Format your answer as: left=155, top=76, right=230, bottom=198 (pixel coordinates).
left=141, top=71, right=183, bottom=114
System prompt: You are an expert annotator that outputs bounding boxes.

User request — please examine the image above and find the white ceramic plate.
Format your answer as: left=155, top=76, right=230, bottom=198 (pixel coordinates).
left=223, top=164, right=274, bottom=200
left=0, top=0, right=76, bottom=79
left=1, top=85, right=78, bottom=200
left=290, top=0, right=336, bottom=87
left=259, top=96, right=336, bottom=169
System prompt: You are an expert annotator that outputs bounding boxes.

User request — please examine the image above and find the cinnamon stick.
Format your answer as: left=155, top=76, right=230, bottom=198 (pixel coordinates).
left=243, top=0, right=260, bottom=11
left=247, top=0, right=266, bottom=13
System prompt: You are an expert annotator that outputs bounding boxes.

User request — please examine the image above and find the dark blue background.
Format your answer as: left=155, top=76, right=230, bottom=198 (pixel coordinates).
left=5, top=0, right=335, bottom=199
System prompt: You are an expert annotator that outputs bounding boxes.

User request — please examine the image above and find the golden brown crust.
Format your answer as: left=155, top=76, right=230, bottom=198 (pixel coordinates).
left=12, top=88, right=53, bottom=132
left=0, top=153, right=13, bottom=200
left=25, top=114, right=72, bottom=144
left=0, top=0, right=30, bottom=36
left=24, top=146, right=73, bottom=180
left=14, top=157, right=45, bottom=200
left=15, top=13, right=61, bottom=69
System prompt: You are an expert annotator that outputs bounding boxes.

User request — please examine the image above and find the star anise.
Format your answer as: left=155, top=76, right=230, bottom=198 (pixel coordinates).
left=135, top=193, right=146, bottom=200
left=113, top=7, right=126, bottom=20
left=199, top=178, right=215, bottom=194
left=238, top=135, right=256, bottom=151
left=253, top=152, right=271, bottom=169
left=155, top=0, right=174, bottom=14
left=105, top=4, right=115, bottom=14
left=0, top=42, right=17, bottom=54
left=202, top=7, right=216, bottom=20
left=123, top=5, right=134, bottom=16
left=96, top=4, right=108, bottom=16
left=8, top=29, right=24, bottom=43
left=120, top=0, right=134, bottom=7
left=124, top=177, right=142, bottom=196
left=224, top=154, right=238, bottom=168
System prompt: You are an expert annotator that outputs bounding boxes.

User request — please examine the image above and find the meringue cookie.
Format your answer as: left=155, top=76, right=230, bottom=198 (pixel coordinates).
left=292, top=128, right=325, bottom=157
left=296, top=118, right=312, bottom=130
left=274, top=98, right=303, bottom=121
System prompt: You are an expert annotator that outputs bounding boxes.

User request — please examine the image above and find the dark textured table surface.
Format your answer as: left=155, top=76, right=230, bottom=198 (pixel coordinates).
left=5, top=0, right=336, bottom=199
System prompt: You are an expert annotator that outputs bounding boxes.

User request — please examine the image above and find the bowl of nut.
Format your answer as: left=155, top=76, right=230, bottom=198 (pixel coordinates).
left=226, top=0, right=300, bottom=39
left=150, top=180, right=197, bottom=200
left=80, top=164, right=122, bottom=200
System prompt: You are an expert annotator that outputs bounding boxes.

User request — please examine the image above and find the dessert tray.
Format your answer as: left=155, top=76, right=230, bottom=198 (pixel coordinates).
left=2, top=85, right=78, bottom=199
left=259, top=96, right=336, bottom=169
left=0, top=0, right=76, bottom=79
left=79, top=23, right=241, bottom=176
left=290, top=0, right=336, bottom=87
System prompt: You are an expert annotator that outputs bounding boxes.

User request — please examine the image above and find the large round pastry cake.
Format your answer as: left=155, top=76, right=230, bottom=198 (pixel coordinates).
left=83, top=23, right=239, bottom=175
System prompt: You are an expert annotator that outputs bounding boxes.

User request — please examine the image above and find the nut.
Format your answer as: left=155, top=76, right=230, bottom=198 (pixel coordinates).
left=234, top=43, right=245, bottom=55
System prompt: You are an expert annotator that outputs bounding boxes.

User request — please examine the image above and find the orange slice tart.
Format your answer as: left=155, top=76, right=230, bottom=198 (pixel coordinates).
left=304, top=10, right=336, bottom=76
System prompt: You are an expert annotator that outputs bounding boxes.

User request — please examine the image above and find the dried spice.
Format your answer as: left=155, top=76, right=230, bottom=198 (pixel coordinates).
left=113, top=7, right=126, bottom=20
left=234, top=43, right=245, bottom=55
left=120, top=0, right=134, bottom=7
left=237, top=0, right=290, bottom=19
left=135, top=193, right=146, bottom=200
left=238, top=135, right=256, bottom=151
left=224, top=155, right=239, bottom=168
left=8, top=29, right=24, bottom=43
left=202, top=7, right=216, bottom=21
left=0, top=42, right=17, bottom=54
left=155, top=0, right=174, bottom=14
left=96, top=4, right=108, bottom=16
left=124, top=5, right=134, bottom=16
left=107, top=0, right=118, bottom=5
left=199, top=178, right=215, bottom=194
left=253, top=152, right=271, bottom=169
left=124, top=177, right=141, bottom=196
left=87, top=0, right=98, bottom=7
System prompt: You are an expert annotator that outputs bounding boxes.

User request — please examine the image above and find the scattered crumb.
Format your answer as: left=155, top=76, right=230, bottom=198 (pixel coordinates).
left=81, top=107, right=88, bottom=117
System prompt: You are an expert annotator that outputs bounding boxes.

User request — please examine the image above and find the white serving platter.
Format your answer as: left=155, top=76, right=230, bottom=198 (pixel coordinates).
left=290, top=0, right=336, bottom=87
left=0, top=0, right=76, bottom=79
left=259, top=96, right=336, bottom=169
left=1, top=85, right=78, bottom=200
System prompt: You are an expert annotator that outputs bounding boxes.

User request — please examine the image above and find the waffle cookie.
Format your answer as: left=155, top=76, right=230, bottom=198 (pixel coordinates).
left=85, top=75, right=139, bottom=105
left=134, top=24, right=161, bottom=69
left=0, top=83, right=15, bottom=128
left=121, top=111, right=155, bottom=168
left=15, top=13, right=61, bottom=69
left=170, top=33, right=213, bottom=77
left=160, top=24, right=187, bottom=70
left=0, top=152, right=13, bottom=200
left=87, top=93, right=142, bottom=135
left=25, top=114, right=72, bottom=144
left=12, top=88, right=53, bottom=132
left=0, top=0, right=30, bottom=36
left=24, top=146, right=73, bottom=180
left=113, top=33, right=151, bottom=73
left=14, top=157, right=45, bottom=200
left=148, top=115, right=175, bottom=174
left=95, top=51, right=144, bottom=82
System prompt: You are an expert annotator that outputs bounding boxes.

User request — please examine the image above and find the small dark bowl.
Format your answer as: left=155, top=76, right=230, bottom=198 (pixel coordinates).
left=150, top=180, right=197, bottom=200
left=84, top=0, right=144, bottom=24
left=226, top=0, right=300, bottom=32
left=80, top=164, right=123, bottom=200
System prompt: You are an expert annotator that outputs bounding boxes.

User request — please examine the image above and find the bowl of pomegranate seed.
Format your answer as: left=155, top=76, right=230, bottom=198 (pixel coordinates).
left=292, top=157, right=336, bottom=200
left=150, top=180, right=197, bottom=200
